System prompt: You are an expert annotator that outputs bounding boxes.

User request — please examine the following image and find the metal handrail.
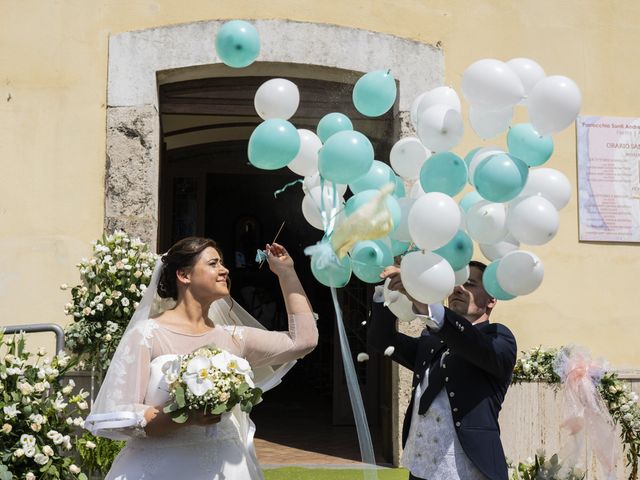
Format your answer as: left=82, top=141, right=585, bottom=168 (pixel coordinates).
left=2, top=323, right=65, bottom=353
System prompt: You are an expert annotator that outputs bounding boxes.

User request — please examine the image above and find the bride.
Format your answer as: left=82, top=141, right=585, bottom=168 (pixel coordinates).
left=85, top=237, right=319, bottom=479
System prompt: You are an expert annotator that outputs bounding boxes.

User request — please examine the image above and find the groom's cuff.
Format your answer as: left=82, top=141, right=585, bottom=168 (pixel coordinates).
left=412, top=303, right=445, bottom=332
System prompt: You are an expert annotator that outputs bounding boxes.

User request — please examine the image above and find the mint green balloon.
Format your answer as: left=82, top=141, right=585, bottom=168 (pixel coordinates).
left=311, top=252, right=352, bottom=288
left=420, top=152, right=468, bottom=196
left=349, top=160, right=396, bottom=194
left=507, top=123, right=554, bottom=167
left=345, top=189, right=401, bottom=232
left=215, top=20, right=260, bottom=68
left=394, top=175, right=406, bottom=198
left=483, top=261, right=516, bottom=300
left=248, top=119, right=300, bottom=170
left=317, top=113, right=353, bottom=143
left=352, top=70, right=397, bottom=117
left=473, top=153, right=529, bottom=203
left=464, top=147, right=482, bottom=169
left=351, top=240, right=393, bottom=283
left=434, top=230, right=474, bottom=271
left=390, top=238, right=410, bottom=256
left=318, top=130, right=374, bottom=184
left=459, top=190, right=484, bottom=213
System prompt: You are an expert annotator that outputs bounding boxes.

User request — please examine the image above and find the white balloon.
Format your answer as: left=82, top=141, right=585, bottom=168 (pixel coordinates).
left=301, top=185, right=344, bottom=230
left=479, top=233, right=520, bottom=262
left=461, top=59, right=525, bottom=109
left=303, top=172, right=347, bottom=197
left=288, top=129, right=322, bottom=176
left=400, top=251, right=455, bottom=304
left=506, top=58, right=546, bottom=105
left=466, top=201, right=508, bottom=244
left=507, top=196, right=559, bottom=245
left=528, top=75, right=582, bottom=136
left=468, top=146, right=504, bottom=186
left=391, top=197, right=415, bottom=242
left=454, top=265, right=470, bottom=286
left=417, top=104, right=464, bottom=153
left=254, top=78, right=300, bottom=120
left=519, top=167, right=571, bottom=210
left=469, top=105, right=514, bottom=139
left=417, top=86, right=462, bottom=119
left=410, top=92, right=426, bottom=129
left=383, top=278, right=417, bottom=322
left=410, top=180, right=426, bottom=199
left=408, top=192, right=460, bottom=250
left=390, top=137, right=430, bottom=179
left=496, top=250, right=544, bottom=295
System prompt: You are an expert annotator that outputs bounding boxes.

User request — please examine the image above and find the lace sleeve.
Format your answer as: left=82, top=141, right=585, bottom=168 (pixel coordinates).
left=238, top=313, right=319, bottom=367
left=85, top=319, right=157, bottom=440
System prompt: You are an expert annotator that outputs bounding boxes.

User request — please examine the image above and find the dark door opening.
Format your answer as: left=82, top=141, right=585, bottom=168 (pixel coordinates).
left=158, top=73, right=395, bottom=464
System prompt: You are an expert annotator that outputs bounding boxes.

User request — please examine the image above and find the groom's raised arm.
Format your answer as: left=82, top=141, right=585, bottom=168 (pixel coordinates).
left=367, top=299, right=418, bottom=371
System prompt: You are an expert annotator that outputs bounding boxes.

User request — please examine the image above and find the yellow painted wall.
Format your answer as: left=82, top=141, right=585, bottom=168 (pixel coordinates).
left=1, top=0, right=638, bottom=365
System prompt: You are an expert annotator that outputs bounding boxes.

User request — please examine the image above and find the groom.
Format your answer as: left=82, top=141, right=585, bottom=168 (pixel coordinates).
left=367, top=261, right=517, bottom=480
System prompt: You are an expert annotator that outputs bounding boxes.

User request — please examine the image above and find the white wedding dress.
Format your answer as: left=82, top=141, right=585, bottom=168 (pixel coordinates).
left=88, top=311, right=318, bottom=480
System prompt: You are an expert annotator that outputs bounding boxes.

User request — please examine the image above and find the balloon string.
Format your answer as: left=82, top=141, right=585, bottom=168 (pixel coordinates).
left=273, top=179, right=303, bottom=198
left=331, top=286, right=378, bottom=479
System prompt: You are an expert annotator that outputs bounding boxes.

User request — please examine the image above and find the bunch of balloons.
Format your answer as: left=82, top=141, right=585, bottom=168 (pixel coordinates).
left=234, top=27, right=580, bottom=309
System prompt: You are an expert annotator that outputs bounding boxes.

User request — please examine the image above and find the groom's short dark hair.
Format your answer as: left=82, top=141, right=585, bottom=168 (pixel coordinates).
left=469, top=260, right=487, bottom=273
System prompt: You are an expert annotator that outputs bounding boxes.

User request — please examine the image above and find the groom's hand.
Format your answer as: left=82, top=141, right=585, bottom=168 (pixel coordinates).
left=380, top=266, right=430, bottom=315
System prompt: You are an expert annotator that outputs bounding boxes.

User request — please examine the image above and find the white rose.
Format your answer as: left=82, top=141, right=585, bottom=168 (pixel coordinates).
left=624, top=413, right=634, bottom=422
left=30, top=423, right=41, bottom=432
left=621, top=404, right=631, bottom=412
left=13, top=448, right=25, bottom=458
left=96, top=303, right=104, bottom=311
left=77, top=401, right=89, bottom=410
left=2, top=423, right=12, bottom=434
left=105, top=298, right=114, bottom=306
left=25, top=473, right=35, bottom=480
left=104, top=333, right=112, bottom=341
left=24, top=446, right=35, bottom=458
left=34, top=453, right=49, bottom=465
left=609, top=386, right=617, bottom=394
left=121, top=297, right=130, bottom=307
left=43, top=445, right=54, bottom=456
left=85, top=440, right=97, bottom=449
left=82, top=307, right=92, bottom=316
left=69, top=464, right=81, bottom=474
left=4, top=404, right=20, bottom=419
left=134, top=270, right=143, bottom=278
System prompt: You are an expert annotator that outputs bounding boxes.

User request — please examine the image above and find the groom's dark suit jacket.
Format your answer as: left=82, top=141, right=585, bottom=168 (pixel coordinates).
left=368, top=301, right=517, bottom=480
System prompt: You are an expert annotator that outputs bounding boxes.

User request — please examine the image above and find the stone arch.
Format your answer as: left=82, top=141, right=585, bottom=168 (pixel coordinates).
left=105, top=19, right=443, bottom=247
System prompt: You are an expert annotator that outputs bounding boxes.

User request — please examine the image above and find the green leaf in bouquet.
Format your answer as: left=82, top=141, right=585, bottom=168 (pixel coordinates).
left=170, top=410, right=189, bottom=424
left=241, top=401, right=253, bottom=413
left=211, top=403, right=227, bottom=415
left=163, top=402, right=180, bottom=413
left=237, top=382, right=250, bottom=396
left=174, top=385, right=186, bottom=408
left=78, top=474, right=88, bottom=480
left=251, top=388, right=263, bottom=405
left=0, top=464, right=13, bottom=480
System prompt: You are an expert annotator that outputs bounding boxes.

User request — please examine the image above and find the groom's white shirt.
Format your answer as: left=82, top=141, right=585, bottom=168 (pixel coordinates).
left=372, top=289, right=486, bottom=480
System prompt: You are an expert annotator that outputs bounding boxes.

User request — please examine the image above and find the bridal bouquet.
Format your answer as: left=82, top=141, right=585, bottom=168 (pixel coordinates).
left=162, top=347, right=262, bottom=423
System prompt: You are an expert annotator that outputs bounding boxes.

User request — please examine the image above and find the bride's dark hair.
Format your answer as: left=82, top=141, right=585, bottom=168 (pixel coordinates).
left=158, top=237, right=228, bottom=300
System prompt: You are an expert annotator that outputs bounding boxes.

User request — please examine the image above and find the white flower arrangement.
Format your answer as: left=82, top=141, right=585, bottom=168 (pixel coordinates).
left=513, top=346, right=640, bottom=480
left=0, top=331, right=88, bottom=479
left=162, top=347, right=262, bottom=423
left=63, top=231, right=158, bottom=373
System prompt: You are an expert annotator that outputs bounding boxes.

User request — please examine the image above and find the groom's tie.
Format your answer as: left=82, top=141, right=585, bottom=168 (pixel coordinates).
left=418, top=348, right=448, bottom=415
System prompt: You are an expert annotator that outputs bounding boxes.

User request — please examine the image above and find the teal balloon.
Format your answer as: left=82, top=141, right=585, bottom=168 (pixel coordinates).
left=394, top=175, right=406, bottom=198
left=352, top=70, right=397, bottom=117
left=311, top=253, right=352, bottom=288
left=345, top=189, right=401, bottom=232
left=420, top=152, right=468, bottom=196
left=351, top=240, right=393, bottom=283
left=248, top=119, right=300, bottom=170
left=473, top=153, right=529, bottom=203
left=390, top=238, right=410, bottom=256
left=317, top=113, right=353, bottom=143
left=434, top=230, right=474, bottom=271
left=464, top=147, right=482, bottom=169
left=507, top=123, right=554, bottom=167
left=215, top=20, right=260, bottom=68
left=482, top=261, right=516, bottom=301
left=349, top=160, right=396, bottom=194
left=459, top=190, right=484, bottom=213
left=318, top=130, right=374, bottom=184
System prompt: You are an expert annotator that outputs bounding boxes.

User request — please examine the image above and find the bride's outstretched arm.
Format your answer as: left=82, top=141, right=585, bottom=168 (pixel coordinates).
left=238, top=243, right=318, bottom=367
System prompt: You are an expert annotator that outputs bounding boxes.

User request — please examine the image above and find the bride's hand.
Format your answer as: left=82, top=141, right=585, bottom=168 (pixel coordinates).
left=188, top=410, right=222, bottom=427
left=265, top=243, right=294, bottom=277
